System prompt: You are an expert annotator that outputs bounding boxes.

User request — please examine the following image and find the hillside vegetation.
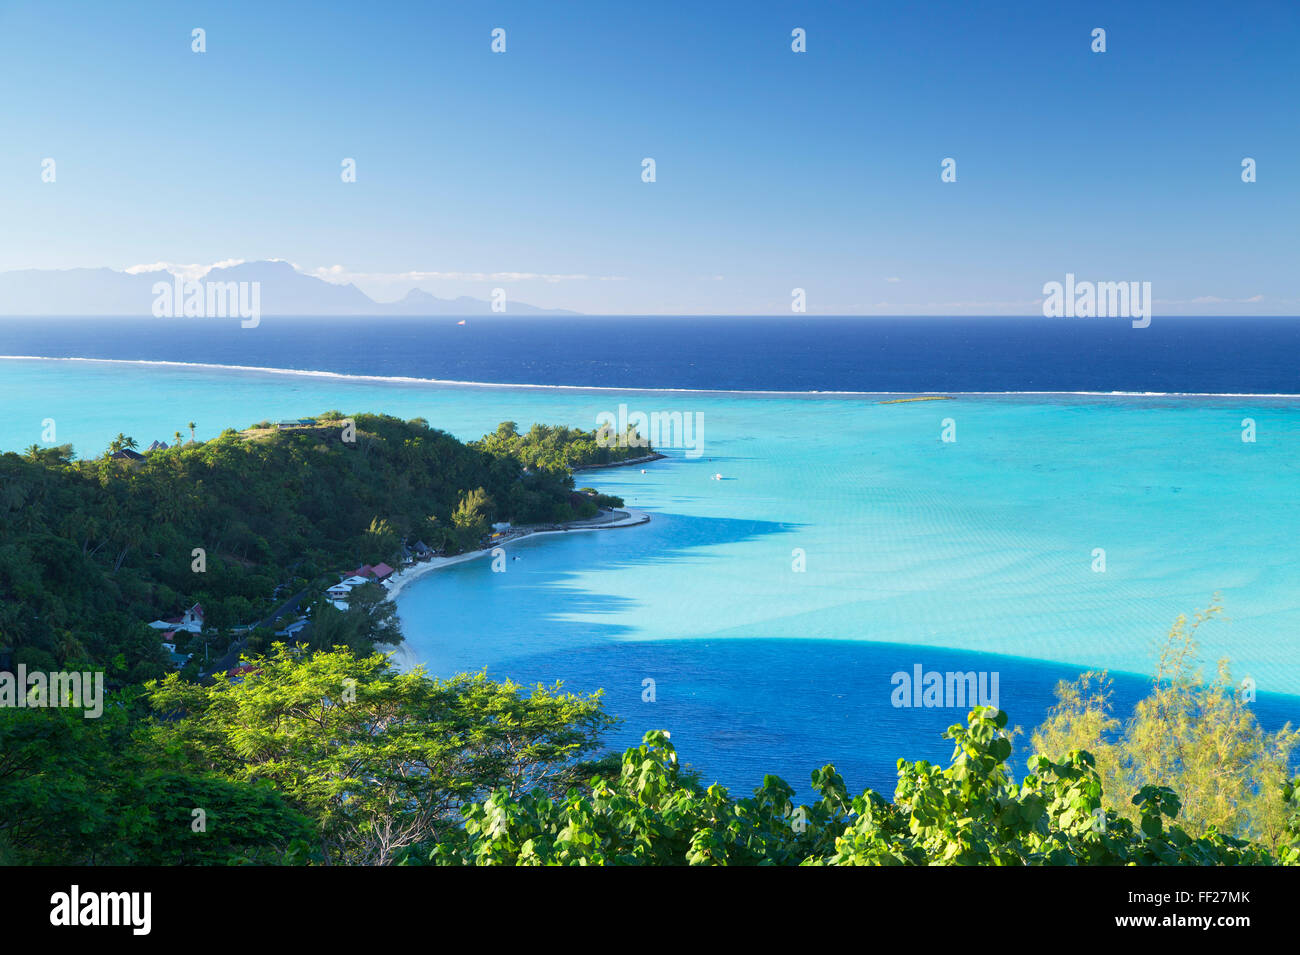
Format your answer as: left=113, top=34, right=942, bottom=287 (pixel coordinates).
left=0, top=413, right=627, bottom=680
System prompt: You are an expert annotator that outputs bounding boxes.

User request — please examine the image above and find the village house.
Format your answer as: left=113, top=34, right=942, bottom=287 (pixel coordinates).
left=149, top=602, right=205, bottom=667
left=148, top=602, right=204, bottom=634
left=324, top=572, right=376, bottom=611
left=325, top=580, right=356, bottom=609
left=321, top=559, right=402, bottom=617
left=159, top=639, right=192, bottom=670
left=348, top=563, right=395, bottom=583
left=275, top=618, right=309, bottom=640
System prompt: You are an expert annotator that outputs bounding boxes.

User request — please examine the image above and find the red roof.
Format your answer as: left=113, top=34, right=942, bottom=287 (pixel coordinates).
left=346, top=564, right=395, bottom=581
left=227, top=665, right=259, bottom=678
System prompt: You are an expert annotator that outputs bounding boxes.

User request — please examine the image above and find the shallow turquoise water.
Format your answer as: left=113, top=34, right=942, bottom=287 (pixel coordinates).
left=3, top=358, right=1298, bottom=789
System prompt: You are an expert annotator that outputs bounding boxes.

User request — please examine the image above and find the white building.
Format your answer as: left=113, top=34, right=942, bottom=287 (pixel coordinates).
left=147, top=602, right=205, bottom=634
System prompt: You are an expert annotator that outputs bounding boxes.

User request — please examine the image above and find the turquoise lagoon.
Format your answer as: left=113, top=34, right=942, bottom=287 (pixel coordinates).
left=3, top=357, right=1298, bottom=792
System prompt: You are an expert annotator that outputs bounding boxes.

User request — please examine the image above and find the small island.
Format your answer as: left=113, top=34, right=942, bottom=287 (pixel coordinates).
left=878, top=396, right=955, bottom=404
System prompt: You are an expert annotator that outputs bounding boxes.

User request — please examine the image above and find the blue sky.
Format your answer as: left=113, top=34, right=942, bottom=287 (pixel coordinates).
left=0, top=0, right=1295, bottom=314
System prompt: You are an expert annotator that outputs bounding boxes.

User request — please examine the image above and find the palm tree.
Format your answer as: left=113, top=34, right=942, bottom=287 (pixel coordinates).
left=123, top=435, right=139, bottom=450
left=156, top=483, right=186, bottom=524
left=55, top=630, right=87, bottom=665
left=188, top=421, right=197, bottom=443
left=174, top=430, right=183, bottom=448
left=23, top=444, right=41, bottom=461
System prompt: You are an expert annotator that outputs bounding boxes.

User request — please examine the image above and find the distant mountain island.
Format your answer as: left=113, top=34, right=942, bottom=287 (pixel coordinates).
left=0, top=261, right=578, bottom=316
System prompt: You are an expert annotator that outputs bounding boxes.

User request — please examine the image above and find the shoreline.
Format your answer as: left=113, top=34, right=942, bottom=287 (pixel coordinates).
left=383, top=507, right=650, bottom=672
left=572, top=452, right=667, bottom=471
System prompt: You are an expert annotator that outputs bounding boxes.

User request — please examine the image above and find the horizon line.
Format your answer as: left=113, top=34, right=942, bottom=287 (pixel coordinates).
left=1, top=313, right=1298, bottom=320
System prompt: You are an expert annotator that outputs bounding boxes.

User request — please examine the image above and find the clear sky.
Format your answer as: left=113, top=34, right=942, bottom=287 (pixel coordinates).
left=0, top=0, right=1295, bottom=314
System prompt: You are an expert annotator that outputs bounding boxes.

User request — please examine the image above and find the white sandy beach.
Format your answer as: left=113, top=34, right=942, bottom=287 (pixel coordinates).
left=383, top=507, right=650, bottom=672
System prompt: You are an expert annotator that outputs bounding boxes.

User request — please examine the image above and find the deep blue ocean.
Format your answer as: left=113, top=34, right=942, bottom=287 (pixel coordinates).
left=3, top=315, right=1298, bottom=796
left=2, top=315, right=1298, bottom=394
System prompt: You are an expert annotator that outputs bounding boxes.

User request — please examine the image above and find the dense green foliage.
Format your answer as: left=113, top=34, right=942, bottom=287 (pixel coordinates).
left=474, top=420, right=651, bottom=472
left=427, top=710, right=1300, bottom=866
left=0, top=693, right=313, bottom=865
left=0, top=646, right=613, bottom=866
left=0, top=413, right=616, bottom=678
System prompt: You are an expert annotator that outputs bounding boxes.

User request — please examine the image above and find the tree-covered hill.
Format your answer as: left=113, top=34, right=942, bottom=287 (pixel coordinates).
left=0, top=413, right=622, bottom=680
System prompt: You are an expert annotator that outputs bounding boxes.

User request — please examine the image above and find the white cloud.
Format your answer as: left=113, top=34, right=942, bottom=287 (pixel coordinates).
left=125, top=259, right=246, bottom=282
left=1159, top=294, right=1270, bottom=306
left=120, top=259, right=621, bottom=288
left=308, top=266, right=620, bottom=285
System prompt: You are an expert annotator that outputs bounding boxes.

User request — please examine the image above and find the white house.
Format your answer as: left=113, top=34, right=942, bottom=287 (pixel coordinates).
left=325, top=574, right=373, bottom=611
left=276, top=618, right=309, bottom=638
left=178, top=603, right=204, bottom=631
left=148, top=602, right=204, bottom=634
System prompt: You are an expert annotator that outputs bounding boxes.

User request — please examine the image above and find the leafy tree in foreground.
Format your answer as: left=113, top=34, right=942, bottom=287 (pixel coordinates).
left=1031, top=598, right=1299, bottom=848
left=425, top=708, right=1300, bottom=866
left=147, top=645, right=615, bottom=865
